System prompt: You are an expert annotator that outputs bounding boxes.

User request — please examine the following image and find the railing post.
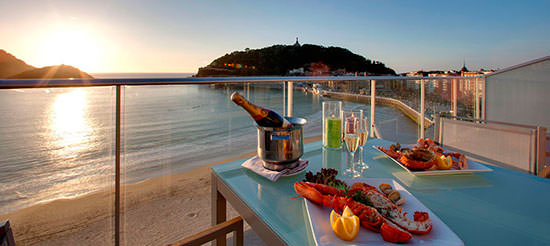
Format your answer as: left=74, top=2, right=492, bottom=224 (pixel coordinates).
left=370, top=80, right=376, bottom=138
left=434, top=113, right=441, bottom=142
left=115, top=85, right=121, bottom=246
left=246, top=83, right=250, bottom=99
left=283, top=82, right=286, bottom=117
left=420, top=79, right=425, bottom=139
left=287, top=81, right=293, bottom=117
left=452, top=79, right=458, bottom=117
left=536, top=126, right=547, bottom=175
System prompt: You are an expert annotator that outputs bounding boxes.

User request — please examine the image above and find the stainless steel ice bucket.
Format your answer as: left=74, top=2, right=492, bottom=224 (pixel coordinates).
left=256, top=117, right=307, bottom=171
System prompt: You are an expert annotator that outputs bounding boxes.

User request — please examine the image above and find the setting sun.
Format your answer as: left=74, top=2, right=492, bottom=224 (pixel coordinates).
left=38, top=26, right=102, bottom=72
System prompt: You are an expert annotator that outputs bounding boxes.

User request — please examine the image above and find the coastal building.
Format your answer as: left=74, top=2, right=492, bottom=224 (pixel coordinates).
left=406, top=71, right=427, bottom=77
left=288, top=67, right=305, bottom=75
left=459, top=61, right=469, bottom=76
left=307, top=61, right=330, bottom=76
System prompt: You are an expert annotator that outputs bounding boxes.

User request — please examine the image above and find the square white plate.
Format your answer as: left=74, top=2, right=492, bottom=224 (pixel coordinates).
left=373, top=145, right=492, bottom=176
left=304, top=178, right=463, bottom=246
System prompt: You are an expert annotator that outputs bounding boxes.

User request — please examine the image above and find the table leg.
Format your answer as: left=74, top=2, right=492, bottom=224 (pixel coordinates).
left=212, top=172, right=227, bottom=246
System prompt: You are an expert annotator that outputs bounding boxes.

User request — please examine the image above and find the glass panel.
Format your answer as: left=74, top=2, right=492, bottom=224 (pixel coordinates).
left=0, top=87, right=116, bottom=245
left=119, top=82, right=300, bottom=244
left=456, top=78, right=476, bottom=118
left=424, top=78, right=480, bottom=140
left=425, top=79, right=454, bottom=140
left=373, top=79, right=421, bottom=144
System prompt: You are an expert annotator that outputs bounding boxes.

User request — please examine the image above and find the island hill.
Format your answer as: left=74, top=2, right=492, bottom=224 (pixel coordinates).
left=0, top=49, right=93, bottom=79
left=196, top=42, right=396, bottom=77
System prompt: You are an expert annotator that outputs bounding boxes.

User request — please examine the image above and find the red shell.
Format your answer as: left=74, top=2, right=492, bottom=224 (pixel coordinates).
left=400, top=153, right=436, bottom=170
left=380, top=222, right=412, bottom=243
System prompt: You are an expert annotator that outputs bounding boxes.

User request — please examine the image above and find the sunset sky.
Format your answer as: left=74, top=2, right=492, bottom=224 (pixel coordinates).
left=1, top=0, right=548, bottom=73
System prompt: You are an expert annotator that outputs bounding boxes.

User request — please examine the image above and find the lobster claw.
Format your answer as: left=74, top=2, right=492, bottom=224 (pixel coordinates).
left=380, top=220, right=412, bottom=243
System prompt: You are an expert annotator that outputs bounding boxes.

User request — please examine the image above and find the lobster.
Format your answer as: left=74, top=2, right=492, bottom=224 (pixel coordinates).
left=378, top=138, right=469, bottom=170
left=350, top=182, right=432, bottom=235
left=294, top=181, right=412, bottom=243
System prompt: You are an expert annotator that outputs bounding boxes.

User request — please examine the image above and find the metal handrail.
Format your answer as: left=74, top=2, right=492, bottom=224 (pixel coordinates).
left=0, top=75, right=482, bottom=89
left=439, top=114, right=539, bottom=130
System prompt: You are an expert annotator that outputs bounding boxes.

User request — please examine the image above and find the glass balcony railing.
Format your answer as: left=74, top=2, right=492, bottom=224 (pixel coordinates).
left=0, top=76, right=484, bottom=245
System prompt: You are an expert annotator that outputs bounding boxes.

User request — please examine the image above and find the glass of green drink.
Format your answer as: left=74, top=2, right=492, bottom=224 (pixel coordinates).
left=322, top=101, right=342, bottom=149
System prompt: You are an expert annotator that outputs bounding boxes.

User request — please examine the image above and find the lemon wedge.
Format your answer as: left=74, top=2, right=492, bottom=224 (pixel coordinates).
left=330, top=206, right=360, bottom=241
left=436, top=155, right=452, bottom=170
left=330, top=210, right=340, bottom=227
left=342, top=206, right=354, bottom=217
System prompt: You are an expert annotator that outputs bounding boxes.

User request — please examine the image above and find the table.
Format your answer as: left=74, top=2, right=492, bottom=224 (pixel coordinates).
left=210, top=139, right=550, bottom=245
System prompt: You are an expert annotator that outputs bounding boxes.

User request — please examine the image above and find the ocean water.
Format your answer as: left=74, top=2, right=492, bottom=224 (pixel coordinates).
left=0, top=75, right=419, bottom=214
left=91, top=72, right=195, bottom=78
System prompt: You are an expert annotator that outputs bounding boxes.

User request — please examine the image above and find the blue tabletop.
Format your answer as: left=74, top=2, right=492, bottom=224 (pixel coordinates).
left=211, top=138, right=550, bottom=245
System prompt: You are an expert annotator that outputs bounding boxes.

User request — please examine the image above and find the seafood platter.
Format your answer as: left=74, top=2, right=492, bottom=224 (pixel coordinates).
left=375, top=138, right=492, bottom=176
left=294, top=169, right=463, bottom=245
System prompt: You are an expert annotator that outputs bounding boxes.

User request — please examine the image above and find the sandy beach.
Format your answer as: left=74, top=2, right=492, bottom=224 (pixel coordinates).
left=0, top=136, right=321, bottom=245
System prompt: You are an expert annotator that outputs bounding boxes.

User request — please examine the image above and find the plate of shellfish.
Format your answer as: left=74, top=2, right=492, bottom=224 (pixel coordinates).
left=374, top=138, right=493, bottom=176
left=295, top=179, right=463, bottom=245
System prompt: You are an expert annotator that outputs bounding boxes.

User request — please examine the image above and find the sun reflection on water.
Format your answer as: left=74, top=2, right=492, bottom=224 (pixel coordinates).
left=48, top=89, right=94, bottom=161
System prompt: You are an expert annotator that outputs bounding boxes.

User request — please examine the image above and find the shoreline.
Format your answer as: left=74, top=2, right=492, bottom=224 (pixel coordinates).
left=0, top=135, right=321, bottom=245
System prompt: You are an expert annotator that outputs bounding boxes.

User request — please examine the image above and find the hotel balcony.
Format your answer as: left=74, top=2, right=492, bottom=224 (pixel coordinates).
left=0, top=56, right=549, bottom=246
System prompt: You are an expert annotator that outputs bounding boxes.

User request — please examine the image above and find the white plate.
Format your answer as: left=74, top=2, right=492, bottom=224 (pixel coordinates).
left=373, top=145, right=493, bottom=176
left=304, top=178, right=464, bottom=246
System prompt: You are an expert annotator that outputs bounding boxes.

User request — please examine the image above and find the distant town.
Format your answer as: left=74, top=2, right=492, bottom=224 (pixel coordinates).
left=402, top=61, right=495, bottom=77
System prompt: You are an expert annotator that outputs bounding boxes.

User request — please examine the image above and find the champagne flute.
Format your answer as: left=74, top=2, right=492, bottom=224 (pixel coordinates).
left=343, top=111, right=360, bottom=178
left=356, top=111, right=369, bottom=170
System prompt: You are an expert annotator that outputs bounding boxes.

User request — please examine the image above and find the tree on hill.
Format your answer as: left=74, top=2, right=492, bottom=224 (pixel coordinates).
left=196, top=44, right=396, bottom=77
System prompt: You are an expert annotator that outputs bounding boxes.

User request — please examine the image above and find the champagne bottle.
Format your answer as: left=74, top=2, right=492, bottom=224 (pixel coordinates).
left=231, top=92, right=292, bottom=128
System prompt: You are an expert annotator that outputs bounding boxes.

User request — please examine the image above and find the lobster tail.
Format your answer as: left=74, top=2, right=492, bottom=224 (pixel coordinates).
left=294, top=181, right=325, bottom=205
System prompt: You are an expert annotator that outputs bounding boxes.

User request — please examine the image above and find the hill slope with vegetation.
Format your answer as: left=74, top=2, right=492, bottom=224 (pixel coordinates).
left=0, top=49, right=93, bottom=79
left=8, top=64, right=93, bottom=79
left=196, top=44, right=395, bottom=77
left=0, top=49, right=35, bottom=78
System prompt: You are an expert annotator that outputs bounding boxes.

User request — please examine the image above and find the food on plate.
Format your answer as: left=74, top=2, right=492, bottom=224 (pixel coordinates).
left=330, top=207, right=360, bottom=241
left=389, top=142, right=403, bottom=152
left=378, top=183, right=393, bottom=194
left=380, top=221, right=412, bottom=243
left=449, top=152, right=469, bottom=170
left=295, top=181, right=384, bottom=232
left=330, top=210, right=339, bottom=226
left=400, top=149, right=436, bottom=170
left=294, top=181, right=433, bottom=243
left=387, top=190, right=405, bottom=206
left=378, top=183, right=405, bottom=206
left=350, top=182, right=432, bottom=235
left=377, top=138, right=469, bottom=170
left=303, top=168, right=348, bottom=189
left=342, top=206, right=354, bottom=217
left=436, top=155, right=453, bottom=170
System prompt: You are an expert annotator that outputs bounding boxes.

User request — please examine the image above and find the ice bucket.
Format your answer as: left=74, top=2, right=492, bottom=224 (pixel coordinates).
left=256, top=117, right=307, bottom=171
